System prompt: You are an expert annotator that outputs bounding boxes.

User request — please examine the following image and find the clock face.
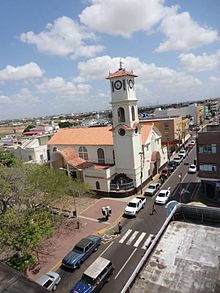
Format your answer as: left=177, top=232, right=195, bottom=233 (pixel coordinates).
left=118, top=128, right=126, bottom=136
left=114, top=80, right=122, bottom=90
left=128, top=79, right=134, bottom=89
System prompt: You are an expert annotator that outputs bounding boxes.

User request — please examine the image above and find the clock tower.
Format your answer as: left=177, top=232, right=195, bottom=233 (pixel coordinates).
left=106, top=64, right=142, bottom=188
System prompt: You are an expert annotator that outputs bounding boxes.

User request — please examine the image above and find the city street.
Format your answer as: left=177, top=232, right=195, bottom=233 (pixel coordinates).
left=56, top=146, right=199, bottom=293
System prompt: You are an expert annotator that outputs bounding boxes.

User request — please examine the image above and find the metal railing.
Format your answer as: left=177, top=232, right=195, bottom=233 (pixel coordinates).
left=110, top=181, right=134, bottom=191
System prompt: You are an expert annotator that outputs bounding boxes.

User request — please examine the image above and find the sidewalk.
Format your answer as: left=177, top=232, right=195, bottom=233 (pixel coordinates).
left=28, top=197, right=128, bottom=281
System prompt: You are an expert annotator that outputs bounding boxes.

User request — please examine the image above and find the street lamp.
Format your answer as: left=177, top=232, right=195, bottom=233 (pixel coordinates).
left=139, top=151, right=144, bottom=195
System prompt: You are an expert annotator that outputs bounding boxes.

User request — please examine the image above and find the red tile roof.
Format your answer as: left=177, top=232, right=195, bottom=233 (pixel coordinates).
left=48, top=123, right=153, bottom=146
left=106, top=68, right=137, bottom=79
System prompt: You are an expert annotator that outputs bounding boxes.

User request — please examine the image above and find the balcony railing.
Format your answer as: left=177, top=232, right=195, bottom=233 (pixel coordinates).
left=110, top=181, right=134, bottom=191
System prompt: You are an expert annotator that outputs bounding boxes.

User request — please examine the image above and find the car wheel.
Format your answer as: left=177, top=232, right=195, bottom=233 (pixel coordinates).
left=52, top=284, right=57, bottom=291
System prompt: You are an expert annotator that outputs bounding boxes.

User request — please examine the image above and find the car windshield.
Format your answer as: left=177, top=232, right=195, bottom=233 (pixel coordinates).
left=190, top=165, right=195, bottom=168
left=158, top=193, right=165, bottom=197
left=148, top=185, right=155, bottom=189
left=74, top=246, right=85, bottom=253
left=128, top=202, right=137, bottom=208
left=82, top=274, right=95, bottom=285
left=174, top=157, right=179, bottom=160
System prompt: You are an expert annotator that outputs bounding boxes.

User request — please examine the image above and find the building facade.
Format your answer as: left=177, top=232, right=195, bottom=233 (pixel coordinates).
left=48, top=67, right=168, bottom=196
left=197, top=125, right=220, bottom=201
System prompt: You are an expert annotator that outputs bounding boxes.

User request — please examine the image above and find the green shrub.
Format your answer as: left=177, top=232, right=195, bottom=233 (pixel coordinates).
left=6, top=252, right=36, bottom=272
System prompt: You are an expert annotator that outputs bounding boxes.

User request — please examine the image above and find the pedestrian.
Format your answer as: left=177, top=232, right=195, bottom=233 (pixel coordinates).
left=151, top=203, right=157, bottom=215
left=118, top=222, right=122, bottom=234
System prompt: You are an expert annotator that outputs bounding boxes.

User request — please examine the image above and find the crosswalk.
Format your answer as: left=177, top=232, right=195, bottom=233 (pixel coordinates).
left=119, top=229, right=155, bottom=250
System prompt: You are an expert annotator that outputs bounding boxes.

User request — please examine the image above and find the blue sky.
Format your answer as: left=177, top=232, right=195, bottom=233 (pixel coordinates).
left=0, top=0, right=219, bottom=120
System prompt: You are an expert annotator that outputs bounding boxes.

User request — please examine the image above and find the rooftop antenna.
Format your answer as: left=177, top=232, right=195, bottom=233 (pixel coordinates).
left=119, top=59, right=124, bottom=70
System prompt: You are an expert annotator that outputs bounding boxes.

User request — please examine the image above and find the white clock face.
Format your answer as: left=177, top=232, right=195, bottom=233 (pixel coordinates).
left=128, top=79, right=134, bottom=89
left=114, top=80, right=122, bottom=90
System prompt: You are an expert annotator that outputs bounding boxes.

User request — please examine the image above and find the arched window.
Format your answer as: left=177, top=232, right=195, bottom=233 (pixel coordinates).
left=79, top=146, right=88, bottom=160
left=118, top=107, right=125, bottom=123
left=53, top=147, right=57, bottom=152
left=97, top=148, right=105, bottom=164
left=131, top=106, right=135, bottom=121
left=113, top=150, right=115, bottom=164
left=96, top=181, right=100, bottom=190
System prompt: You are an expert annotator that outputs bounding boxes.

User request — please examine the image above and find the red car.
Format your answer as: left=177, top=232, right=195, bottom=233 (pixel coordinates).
left=160, top=168, right=170, bottom=179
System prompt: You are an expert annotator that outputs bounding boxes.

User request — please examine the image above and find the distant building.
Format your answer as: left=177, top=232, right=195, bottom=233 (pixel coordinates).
left=6, top=134, right=54, bottom=164
left=197, top=124, right=220, bottom=201
left=48, top=66, right=168, bottom=196
left=141, top=116, right=190, bottom=155
left=154, top=103, right=205, bottom=126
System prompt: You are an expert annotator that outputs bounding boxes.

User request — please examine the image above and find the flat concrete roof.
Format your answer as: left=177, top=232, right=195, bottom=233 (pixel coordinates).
left=132, top=221, right=220, bottom=293
left=0, top=262, right=47, bottom=293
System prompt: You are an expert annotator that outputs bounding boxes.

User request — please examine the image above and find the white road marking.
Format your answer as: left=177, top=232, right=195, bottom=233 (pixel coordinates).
left=114, top=248, right=137, bottom=279
left=119, top=229, right=132, bottom=244
left=99, top=241, right=114, bottom=257
left=142, top=234, right=154, bottom=250
left=133, top=232, right=146, bottom=247
left=126, top=231, right=139, bottom=245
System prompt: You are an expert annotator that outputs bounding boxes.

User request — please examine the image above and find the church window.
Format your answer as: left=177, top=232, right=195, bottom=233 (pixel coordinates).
left=118, top=107, right=125, bottom=123
left=53, top=147, right=57, bottom=152
left=97, top=148, right=105, bottom=164
left=79, top=146, right=88, bottom=160
left=131, top=106, right=135, bottom=121
left=96, top=181, right=100, bottom=190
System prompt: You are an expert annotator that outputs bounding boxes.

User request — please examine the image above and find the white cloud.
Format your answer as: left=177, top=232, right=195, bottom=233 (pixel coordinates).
left=79, top=0, right=174, bottom=37
left=209, top=76, right=220, bottom=82
left=179, top=51, right=220, bottom=72
left=0, top=63, right=43, bottom=81
left=37, top=77, right=91, bottom=97
left=77, top=55, right=201, bottom=86
left=0, top=95, right=12, bottom=104
left=157, top=12, right=218, bottom=52
left=20, top=16, right=104, bottom=58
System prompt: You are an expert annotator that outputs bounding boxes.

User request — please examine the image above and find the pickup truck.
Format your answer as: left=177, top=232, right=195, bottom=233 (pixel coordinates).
left=124, top=196, right=146, bottom=217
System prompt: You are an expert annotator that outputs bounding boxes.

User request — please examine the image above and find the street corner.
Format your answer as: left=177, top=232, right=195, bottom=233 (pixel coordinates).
left=80, top=197, right=127, bottom=225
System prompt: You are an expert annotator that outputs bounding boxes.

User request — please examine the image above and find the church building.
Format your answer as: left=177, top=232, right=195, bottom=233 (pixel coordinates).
left=48, top=66, right=168, bottom=196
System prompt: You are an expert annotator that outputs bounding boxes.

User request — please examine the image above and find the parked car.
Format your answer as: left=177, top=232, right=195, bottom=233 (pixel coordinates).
left=70, top=257, right=114, bottom=293
left=173, top=156, right=183, bottom=165
left=155, top=188, right=171, bottom=204
left=144, top=182, right=161, bottom=196
left=36, top=271, right=61, bottom=291
left=160, top=168, right=170, bottom=179
left=179, top=149, right=187, bottom=158
left=188, top=164, right=197, bottom=174
left=62, top=235, right=101, bottom=269
left=168, top=160, right=178, bottom=172
left=124, top=196, right=146, bottom=217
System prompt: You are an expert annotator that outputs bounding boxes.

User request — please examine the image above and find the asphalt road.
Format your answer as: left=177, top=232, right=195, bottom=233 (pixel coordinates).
left=56, top=145, right=199, bottom=293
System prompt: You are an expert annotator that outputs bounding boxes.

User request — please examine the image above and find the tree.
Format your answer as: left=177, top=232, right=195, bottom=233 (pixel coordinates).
left=58, top=121, right=73, bottom=128
left=0, top=149, right=21, bottom=167
left=22, top=124, right=36, bottom=133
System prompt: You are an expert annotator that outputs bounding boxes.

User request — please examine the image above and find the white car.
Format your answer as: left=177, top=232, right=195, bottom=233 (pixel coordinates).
left=155, top=188, right=171, bottom=204
left=36, top=271, right=61, bottom=291
left=124, top=197, right=146, bottom=217
left=144, top=182, right=161, bottom=196
left=188, top=164, right=197, bottom=174
left=173, top=156, right=183, bottom=165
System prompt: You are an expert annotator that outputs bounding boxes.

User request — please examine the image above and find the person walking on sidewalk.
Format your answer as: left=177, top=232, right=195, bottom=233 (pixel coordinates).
left=118, top=222, right=122, bottom=234
left=151, top=203, right=157, bottom=215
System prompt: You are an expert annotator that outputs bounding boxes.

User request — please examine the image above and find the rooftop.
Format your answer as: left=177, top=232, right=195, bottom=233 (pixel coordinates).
left=131, top=205, right=220, bottom=293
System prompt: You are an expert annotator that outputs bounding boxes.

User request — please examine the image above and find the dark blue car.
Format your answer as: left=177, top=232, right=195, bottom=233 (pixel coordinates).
left=62, top=235, right=101, bottom=269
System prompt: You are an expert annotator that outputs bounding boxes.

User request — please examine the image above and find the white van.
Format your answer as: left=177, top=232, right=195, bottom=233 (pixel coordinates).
left=70, top=256, right=114, bottom=292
